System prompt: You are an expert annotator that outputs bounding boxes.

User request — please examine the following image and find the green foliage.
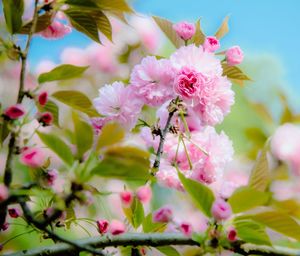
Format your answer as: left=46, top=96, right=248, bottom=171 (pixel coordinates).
left=228, top=186, right=270, bottom=213
left=191, top=19, right=205, bottom=46
left=215, top=16, right=229, bottom=39
left=123, top=198, right=144, bottom=228
left=52, top=90, right=100, bottom=117
left=142, top=213, right=167, bottom=233
left=156, top=246, right=180, bottom=256
left=2, top=0, right=24, bottom=34
left=234, top=219, right=272, bottom=246
left=96, top=122, right=125, bottom=150
left=152, top=16, right=184, bottom=49
left=37, top=100, right=59, bottom=126
left=0, top=120, right=10, bottom=146
left=72, top=112, right=94, bottom=160
left=222, top=63, right=251, bottom=86
left=91, top=146, right=150, bottom=180
left=92, top=11, right=112, bottom=41
left=178, top=171, right=215, bottom=217
left=37, top=131, right=74, bottom=166
left=38, top=64, right=89, bottom=84
left=20, top=12, right=53, bottom=34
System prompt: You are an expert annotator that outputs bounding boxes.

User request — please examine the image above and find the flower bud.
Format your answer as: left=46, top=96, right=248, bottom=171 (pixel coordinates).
left=4, top=104, right=25, bottom=120
left=120, top=191, right=134, bottom=207
left=203, top=36, right=220, bottom=52
left=180, top=222, right=193, bottom=237
left=38, top=112, right=53, bottom=126
left=153, top=206, right=173, bottom=223
left=211, top=198, right=232, bottom=221
left=173, top=21, right=196, bottom=40
left=227, top=226, right=237, bottom=242
left=38, top=91, right=48, bottom=106
left=97, top=219, right=109, bottom=234
left=8, top=208, right=22, bottom=218
left=226, top=46, right=244, bottom=66
left=20, top=147, right=46, bottom=168
left=136, top=185, right=152, bottom=204
left=109, top=220, right=125, bottom=235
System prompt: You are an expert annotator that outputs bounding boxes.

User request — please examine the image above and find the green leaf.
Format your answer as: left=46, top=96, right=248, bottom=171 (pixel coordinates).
left=156, top=246, right=180, bottom=256
left=123, top=198, right=144, bottom=229
left=178, top=171, right=215, bottom=217
left=52, top=90, right=100, bottom=117
left=215, top=16, right=229, bottom=39
left=20, top=12, right=53, bottom=34
left=37, top=100, right=59, bottom=126
left=91, top=146, right=150, bottom=180
left=37, top=131, right=74, bottom=166
left=153, top=16, right=184, bottom=49
left=3, top=0, right=24, bottom=34
left=234, top=219, right=271, bottom=246
left=64, top=9, right=101, bottom=43
left=95, top=0, right=133, bottom=12
left=0, top=120, right=10, bottom=146
left=228, top=187, right=270, bottom=213
left=72, top=112, right=94, bottom=159
left=93, top=11, right=112, bottom=41
left=222, top=63, right=251, bottom=86
left=248, top=148, right=270, bottom=192
left=38, top=64, right=88, bottom=84
left=142, top=214, right=167, bottom=233
left=243, top=210, right=300, bottom=241
left=96, top=122, right=125, bottom=150
left=191, top=19, right=205, bottom=46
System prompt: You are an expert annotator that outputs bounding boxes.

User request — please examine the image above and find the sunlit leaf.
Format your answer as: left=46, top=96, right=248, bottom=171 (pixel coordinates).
left=272, top=199, right=300, bottom=219
left=222, top=63, right=251, bottom=86
left=156, top=246, right=180, bottom=256
left=142, top=214, right=167, bottom=233
left=178, top=171, right=215, bottom=217
left=96, top=0, right=133, bottom=13
left=37, top=131, right=74, bottom=166
left=93, top=11, right=112, bottom=41
left=20, top=12, right=53, bottom=34
left=153, top=16, right=184, bottom=49
left=38, top=64, right=88, bottom=84
left=244, top=127, right=267, bottom=147
left=3, top=0, right=24, bottom=34
left=123, top=198, right=144, bottom=229
left=228, top=186, right=270, bottom=213
left=191, top=19, right=205, bottom=46
left=96, top=122, right=125, bottom=150
left=215, top=16, right=229, bottom=39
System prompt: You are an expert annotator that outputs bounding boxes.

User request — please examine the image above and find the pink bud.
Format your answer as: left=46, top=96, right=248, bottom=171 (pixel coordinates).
left=45, top=169, right=58, bottom=186
left=4, top=104, right=25, bottom=120
left=136, top=185, right=152, bottom=204
left=0, top=222, right=9, bottom=231
left=227, top=227, right=237, bottom=242
left=203, top=36, right=220, bottom=52
left=153, top=206, right=173, bottom=223
left=20, top=147, right=46, bottom=168
left=38, top=91, right=48, bottom=106
left=173, top=21, right=196, bottom=40
left=40, top=21, right=72, bottom=39
left=97, top=219, right=109, bottom=234
left=225, top=46, right=244, bottom=66
left=38, top=112, right=53, bottom=126
left=109, top=220, right=125, bottom=235
left=180, top=222, right=193, bottom=237
left=8, top=208, right=22, bottom=218
left=120, top=191, right=134, bottom=207
left=211, top=198, right=232, bottom=221
left=0, top=185, right=9, bottom=202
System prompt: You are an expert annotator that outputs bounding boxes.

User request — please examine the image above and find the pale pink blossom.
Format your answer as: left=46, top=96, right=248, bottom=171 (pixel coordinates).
left=0, top=185, right=9, bottom=202
left=153, top=206, right=173, bottom=223
left=40, top=21, right=71, bottom=39
left=120, top=191, right=134, bottom=207
left=136, top=185, right=152, bottom=204
left=173, top=21, right=196, bottom=40
left=8, top=208, right=22, bottom=218
left=38, top=91, right=48, bottom=106
left=109, top=220, right=125, bottom=235
left=226, top=46, right=244, bottom=66
left=93, top=82, right=142, bottom=130
left=130, top=56, right=175, bottom=107
left=180, top=222, right=193, bottom=237
left=211, top=198, right=232, bottom=221
left=97, top=219, right=109, bottom=234
left=60, top=47, right=89, bottom=66
left=20, top=147, right=46, bottom=168
left=4, top=104, right=25, bottom=119
left=203, top=36, right=220, bottom=53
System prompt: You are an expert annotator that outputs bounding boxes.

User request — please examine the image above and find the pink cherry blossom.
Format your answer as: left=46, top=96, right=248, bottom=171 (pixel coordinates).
left=173, top=21, right=196, bottom=40
left=203, top=36, right=220, bottom=53
left=97, top=219, right=109, bottom=234
left=130, top=56, right=175, bottom=107
left=153, top=206, right=173, bottom=223
left=226, top=46, right=244, bottom=66
left=120, top=191, right=134, bottom=207
left=8, top=208, right=22, bottom=218
left=93, top=82, right=142, bottom=130
left=180, top=222, right=193, bottom=237
left=38, top=91, right=48, bottom=106
left=136, top=185, right=152, bottom=204
left=4, top=104, right=25, bottom=120
left=211, top=198, right=232, bottom=221
left=109, top=220, right=125, bottom=235
left=40, top=21, right=71, bottom=39
left=20, top=147, right=45, bottom=168
left=0, top=185, right=9, bottom=202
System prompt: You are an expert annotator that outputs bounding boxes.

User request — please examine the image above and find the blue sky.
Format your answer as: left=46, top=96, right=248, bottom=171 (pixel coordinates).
left=28, top=0, right=300, bottom=92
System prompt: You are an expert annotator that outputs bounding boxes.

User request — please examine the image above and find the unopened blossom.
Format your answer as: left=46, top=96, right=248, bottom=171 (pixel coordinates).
left=180, top=222, right=193, bottom=236
left=173, top=21, right=196, bottom=40
left=8, top=208, right=22, bottom=218
left=40, top=21, right=71, bottom=39
left=211, top=198, right=232, bottom=221
left=109, top=220, right=125, bottom=235
left=153, top=206, right=173, bottom=223
left=97, top=219, right=109, bottom=234
left=226, top=46, right=244, bottom=66
left=130, top=56, right=175, bottom=107
left=203, top=36, right=220, bottom=53
left=38, top=91, right=48, bottom=106
left=93, top=82, right=142, bottom=130
left=0, top=222, right=9, bottom=231
left=44, top=169, right=58, bottom=186
left=120, top=191, right=134, bottom=207
left=136, top=185, right=152, bottom=204
left=20, top=147, right=45, bottom=168
left=227, top=227, right=237, bottom=241
left=4, top=104, right=25, bottom=120
left=38, top=112, right=53, bottom=126
left=0, top=185, right=9, bottom=202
